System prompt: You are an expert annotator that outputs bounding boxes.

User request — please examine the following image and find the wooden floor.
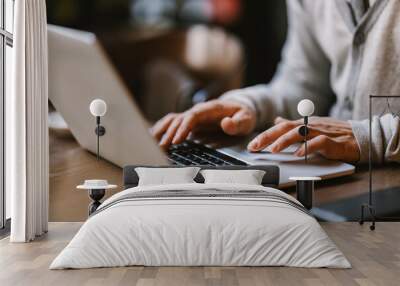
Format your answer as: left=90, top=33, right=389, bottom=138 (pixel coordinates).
left=1, top=222, right=399, bottom=286
left=8, top=130, right=400, bottom=285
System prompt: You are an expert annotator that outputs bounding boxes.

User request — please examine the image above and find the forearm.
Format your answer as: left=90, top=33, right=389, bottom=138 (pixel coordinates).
left=350, top=114, right=400, bottom=164
left=220, top=77, right=334, bottom=131
left=221, top=0, right=334, bottom=130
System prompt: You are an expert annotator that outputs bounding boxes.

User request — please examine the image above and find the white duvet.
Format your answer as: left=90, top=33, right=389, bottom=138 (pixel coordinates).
left=50, top=183, right=350, bottom=269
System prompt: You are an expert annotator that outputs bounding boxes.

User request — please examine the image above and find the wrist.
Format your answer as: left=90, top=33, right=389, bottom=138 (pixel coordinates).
left=349, top=120, right=370, bottom=163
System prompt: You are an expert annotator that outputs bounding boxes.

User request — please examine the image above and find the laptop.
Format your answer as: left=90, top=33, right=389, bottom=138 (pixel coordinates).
left=48, top=25, right=355, bottom=188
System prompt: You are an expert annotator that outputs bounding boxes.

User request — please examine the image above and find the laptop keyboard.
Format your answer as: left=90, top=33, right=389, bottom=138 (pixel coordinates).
left=167, top=141, right=248, bottom=166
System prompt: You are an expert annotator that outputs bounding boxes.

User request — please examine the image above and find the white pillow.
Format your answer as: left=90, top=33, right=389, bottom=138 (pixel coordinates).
left=135, top=167, right=201, bottom=186
left=200, top=169, right=266, bottom=185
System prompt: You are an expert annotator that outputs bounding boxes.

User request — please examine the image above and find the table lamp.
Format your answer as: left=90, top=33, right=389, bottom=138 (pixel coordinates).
left=77, top=180, right=117, bottom=215
left=289, top=99, right=320, bottom=210
left=89, top=99, right=107, bottom=160
left=297, top=99, right=315, bottom=163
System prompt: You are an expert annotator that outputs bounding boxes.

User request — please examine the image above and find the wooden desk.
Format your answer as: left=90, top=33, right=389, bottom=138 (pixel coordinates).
left=50, top=130, right=400, bottom=222
left=292, top=164, right=400, bottom=206
left=50, top=130, right=123, bottom=222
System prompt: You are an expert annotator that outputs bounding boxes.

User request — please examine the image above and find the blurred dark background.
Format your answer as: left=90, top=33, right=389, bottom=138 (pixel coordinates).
left=47, top=0, right=287, bottom=120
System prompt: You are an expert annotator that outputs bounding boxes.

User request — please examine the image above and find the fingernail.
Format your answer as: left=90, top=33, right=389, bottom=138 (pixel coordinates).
left=247, top=140, right=259, bottom=150
left=159, top=135, right=167, bottom=146
left=172, top=136, right=179, bottom=144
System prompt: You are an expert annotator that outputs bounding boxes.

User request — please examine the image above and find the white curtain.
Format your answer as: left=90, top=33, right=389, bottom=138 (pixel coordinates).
left=7, top=0, right=49, bottom=242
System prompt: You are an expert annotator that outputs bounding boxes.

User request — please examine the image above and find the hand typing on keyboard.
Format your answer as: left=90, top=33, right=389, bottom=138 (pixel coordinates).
left=151, top=100, right=256, bottom=149
left=151, top=99, right=360, bottom=163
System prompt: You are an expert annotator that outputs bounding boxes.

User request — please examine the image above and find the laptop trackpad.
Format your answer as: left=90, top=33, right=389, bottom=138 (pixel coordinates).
left=219, top=144, right=310, bottom=163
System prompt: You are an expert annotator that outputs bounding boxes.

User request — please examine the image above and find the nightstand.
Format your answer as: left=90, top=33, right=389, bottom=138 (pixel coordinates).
left=77, top=180, right=117, bottom=215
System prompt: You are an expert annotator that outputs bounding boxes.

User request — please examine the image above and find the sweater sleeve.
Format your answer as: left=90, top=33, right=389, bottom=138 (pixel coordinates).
left=350, top=114, right=400, bottom=164
left=221, top=0, right=335, bottom=129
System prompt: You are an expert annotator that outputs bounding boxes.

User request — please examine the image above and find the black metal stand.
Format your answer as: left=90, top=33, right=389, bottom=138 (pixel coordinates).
left=296, top=180, right=314, bottom=210
left=299, top=116, right=309, bottom=163
left=94, top=116, right=106, bottom=161
left=359, top=95, right=400, bottom=231
left=88, top=189, right=105, bottom=215
left=295, top=117, right=315, bottom=210
left=290, top=177, right=321, bottom=210
left=359, top=203, right=376, bottom=230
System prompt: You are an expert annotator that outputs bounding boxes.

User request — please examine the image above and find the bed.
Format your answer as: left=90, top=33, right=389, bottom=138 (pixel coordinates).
left=50, top=165, right=350, bottom=269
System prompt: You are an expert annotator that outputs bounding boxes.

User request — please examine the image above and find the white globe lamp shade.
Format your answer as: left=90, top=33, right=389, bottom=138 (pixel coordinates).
left=297, top=99, right=314, bottom=117
left=90, top=99, right=107, bottom=117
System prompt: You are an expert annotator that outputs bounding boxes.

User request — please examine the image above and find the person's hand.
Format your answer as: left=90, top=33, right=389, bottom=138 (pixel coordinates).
left=247, top=117, right=360, bottom=163
left=151, top=100, right=256, bottom=148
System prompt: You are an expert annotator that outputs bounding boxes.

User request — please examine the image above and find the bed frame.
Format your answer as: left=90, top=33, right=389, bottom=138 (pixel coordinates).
left=123, top=165, right=280, bottom=189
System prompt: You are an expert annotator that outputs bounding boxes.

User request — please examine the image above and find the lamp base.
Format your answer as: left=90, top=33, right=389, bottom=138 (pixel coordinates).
left=296, top=180, right=314, bottom=210
left=289, top=177, right=321, bottom=210
left=298, top=125, right=309, bottom=136
left=359, top=204, right=376, bottom=230
left=88, top=189, right=105, bottom=215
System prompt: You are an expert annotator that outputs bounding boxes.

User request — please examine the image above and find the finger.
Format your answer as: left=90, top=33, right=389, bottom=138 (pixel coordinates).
left=192, top=100, right=239, bottom=121
left=274, top=116, right=290, bottom=125
left=247, top=121, right=300, bottom=152
left=172, top=113, right=197, bottom=144
left=172, top=101, right=243, bottom=143
left=295, top=135, right=360, bottom=162
left=151, top=114, right=176, bottom=141
left=268, top=126, right=333, bottom=153
left=171, top=103, right=218, bottom=143
left=159, top=116, right=184, bottom=148
left=294, top=135, right=339, bottom=158
left=275, top=116, right=304, bottom=125
left=268, top=126, right=305, bottom=153
left=221, top=109, right=254, bottom=136
left=308, top=116, right=350, bottom=128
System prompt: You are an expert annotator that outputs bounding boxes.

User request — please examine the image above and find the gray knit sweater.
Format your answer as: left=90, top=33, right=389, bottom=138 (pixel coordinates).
left=222, top=0, right=400, bottom=164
